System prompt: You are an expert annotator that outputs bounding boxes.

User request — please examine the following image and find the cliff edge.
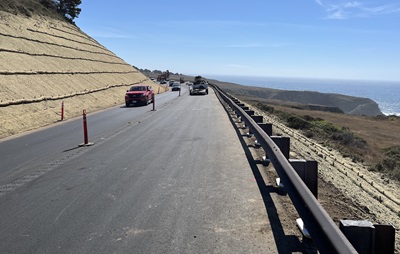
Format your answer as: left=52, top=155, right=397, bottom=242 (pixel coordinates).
left=214, top=81, right=383, bottom=116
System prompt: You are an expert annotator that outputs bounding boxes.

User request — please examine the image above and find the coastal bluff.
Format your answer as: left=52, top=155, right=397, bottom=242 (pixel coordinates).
left=213, top=80, right=383, bottom=116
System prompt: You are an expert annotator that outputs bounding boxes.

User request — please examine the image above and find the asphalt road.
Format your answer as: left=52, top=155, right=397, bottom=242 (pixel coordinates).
left=0, top=86, right=278, bottom=253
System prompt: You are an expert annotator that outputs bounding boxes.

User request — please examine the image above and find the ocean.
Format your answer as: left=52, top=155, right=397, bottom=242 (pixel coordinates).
left=207, top=75, right=400, bottom=116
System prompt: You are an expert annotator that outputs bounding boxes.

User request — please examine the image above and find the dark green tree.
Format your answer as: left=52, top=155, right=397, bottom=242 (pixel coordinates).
left=53, top=0, right=81, bottom=23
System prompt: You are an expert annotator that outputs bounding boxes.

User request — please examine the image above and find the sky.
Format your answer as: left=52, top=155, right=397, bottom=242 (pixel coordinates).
left=75, top=0, right=400, bottom=81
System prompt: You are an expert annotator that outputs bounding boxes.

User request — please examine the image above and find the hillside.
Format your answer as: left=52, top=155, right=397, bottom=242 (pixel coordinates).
left=213, top=80, right=382, bottom=116
left=0, top=1, right=166, bottom=139
left=148, top=70, right=383, bottom=116
left=204, top=78, right=400, bottom=181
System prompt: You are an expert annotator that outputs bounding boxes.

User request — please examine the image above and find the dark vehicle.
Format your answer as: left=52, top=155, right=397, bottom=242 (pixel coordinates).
left=125, top=85, right=154, bottom=106
left=190, top=76, right=208, bottom=95
left=171, top=82, right=181, bottom=91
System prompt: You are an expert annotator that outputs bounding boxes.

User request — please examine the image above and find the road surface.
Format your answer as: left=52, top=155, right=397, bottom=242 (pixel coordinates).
left=0, top=86, right=280, bottom=253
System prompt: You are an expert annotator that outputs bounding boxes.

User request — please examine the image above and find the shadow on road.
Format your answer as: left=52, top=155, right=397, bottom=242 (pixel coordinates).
left=62, top=146, right=81, bottom=152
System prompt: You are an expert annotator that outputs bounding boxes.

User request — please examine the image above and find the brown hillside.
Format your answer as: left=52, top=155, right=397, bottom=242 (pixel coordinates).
left=209, top=81, right=400, bottom=168
left=0, top=2, right=166, bottom=139
left=214, top=80, right=382, bottom=116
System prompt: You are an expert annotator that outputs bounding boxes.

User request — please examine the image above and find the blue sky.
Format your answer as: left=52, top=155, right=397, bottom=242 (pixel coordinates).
left=75, top=0, right=400, bottom=81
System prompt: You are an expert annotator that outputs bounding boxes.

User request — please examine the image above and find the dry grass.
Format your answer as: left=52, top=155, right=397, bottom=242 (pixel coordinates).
left=270, top=104, right=400, bottom=162
left=217, top=82, right=400, bottom=182
left=210, top=79, right=400, bottom=167
left=243, top=99, right=400, bottom=182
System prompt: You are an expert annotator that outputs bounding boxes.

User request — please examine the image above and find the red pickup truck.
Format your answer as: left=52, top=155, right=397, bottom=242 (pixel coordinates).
left=125, top=85, right=154, bottom=107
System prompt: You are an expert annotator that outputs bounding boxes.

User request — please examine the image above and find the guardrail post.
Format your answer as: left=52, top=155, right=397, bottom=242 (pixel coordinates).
left=245, top=110, right=255, bottom=135
left=339, top=221, right=395, bottom=254
left=339, top=220, right=375, bottom=254
left=271, top=136, right=290, bottom=159
left=251, top=115, right=263, bottom=123
left=374, top=224, right=395, bottom=254
left=289, top=159, right=318, bottom=198
left=259, top=123, right=272, bottom=136
left=249, top=115, right=264, bottom=136
left=245, top=110, right=255, bottom=116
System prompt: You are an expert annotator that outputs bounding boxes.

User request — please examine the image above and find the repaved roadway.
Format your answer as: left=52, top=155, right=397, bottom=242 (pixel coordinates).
left=0, top=86, right=278, bottom=253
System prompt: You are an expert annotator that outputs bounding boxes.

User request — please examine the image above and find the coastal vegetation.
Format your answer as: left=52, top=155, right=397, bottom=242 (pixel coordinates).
left=254, top=102, right=400, bottom=182
left=0, top=0, right=81, bottom=23
left=371, top=146, right=400, bottom=181
left=256, top=103, right=368, bottom=162
left=53, top=0, right=82, bottom=23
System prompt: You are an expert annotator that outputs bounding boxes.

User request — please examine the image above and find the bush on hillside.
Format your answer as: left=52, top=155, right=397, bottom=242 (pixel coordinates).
left=372, top=146, right=400, bottom=181
left=0, top=0, right=80, bottom=22
left=52, top=0, right=81, bottom=23
left=255, top=102, right=274, bottom=114
left=0, top=0, right=49, bottom=17
left=286, top=115, right=311, bottom=129
left=272, top=111, right=368, bottom=162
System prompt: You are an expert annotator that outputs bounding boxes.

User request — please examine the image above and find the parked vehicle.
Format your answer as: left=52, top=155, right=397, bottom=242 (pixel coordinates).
left=171, top=82, right=181, bottom=91
left=125, top=85, right=154, bottom=106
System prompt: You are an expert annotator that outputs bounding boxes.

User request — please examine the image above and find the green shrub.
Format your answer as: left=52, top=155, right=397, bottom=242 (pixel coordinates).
left=255, top=102, right=274, bottom=113
left=304, top=130, right=314, bottom=138
left=303, top=115, right=314, bottom=121
left=330, top=129, right=367, bottom=149
left=279, top=112, right=367, bottom=162
left=255, top=106, right=368, bottom=162
left=287, top=115, right=311, bottom=129
left=373, top=146, right=400, bottom=181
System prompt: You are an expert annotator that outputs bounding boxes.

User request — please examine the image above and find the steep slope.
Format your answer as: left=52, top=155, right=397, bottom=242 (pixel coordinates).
left=0, top=3, right=164, bottom=139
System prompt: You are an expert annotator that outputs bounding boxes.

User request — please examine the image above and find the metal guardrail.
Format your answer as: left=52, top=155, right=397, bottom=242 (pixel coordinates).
left=211, top=84, right=358, bottom=254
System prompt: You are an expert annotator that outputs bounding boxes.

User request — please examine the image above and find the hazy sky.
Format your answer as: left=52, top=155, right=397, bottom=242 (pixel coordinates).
left=75, top=0, right=400, bottom=81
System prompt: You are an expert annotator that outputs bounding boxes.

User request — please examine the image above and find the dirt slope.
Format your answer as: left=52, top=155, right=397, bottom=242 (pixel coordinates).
left=0, top=9, right=166, bottom=139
